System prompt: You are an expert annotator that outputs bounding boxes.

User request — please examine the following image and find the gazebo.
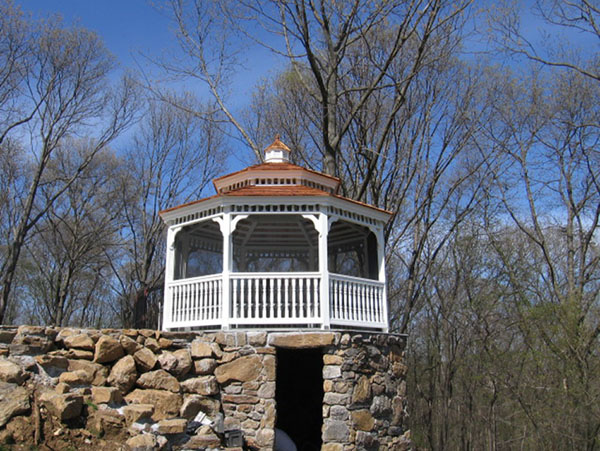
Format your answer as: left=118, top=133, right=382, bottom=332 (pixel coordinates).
left=159, top=137, right=391, bottom=331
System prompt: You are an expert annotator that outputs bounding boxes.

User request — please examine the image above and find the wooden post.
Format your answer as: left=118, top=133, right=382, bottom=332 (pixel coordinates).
left=375, top=224, right=389, bottom=333
left=163, top=225, right=181, bottom=331
left=318, top=212, right=331, bottom=329
left=215, top=210, right=232, bottom=330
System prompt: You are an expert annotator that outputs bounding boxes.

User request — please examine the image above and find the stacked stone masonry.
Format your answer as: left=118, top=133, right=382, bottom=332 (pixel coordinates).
left=0, top=325, right=409, bottom=450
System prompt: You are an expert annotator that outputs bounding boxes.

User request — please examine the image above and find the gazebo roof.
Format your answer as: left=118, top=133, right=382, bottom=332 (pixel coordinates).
left=159, top=137, right=393, bottom=221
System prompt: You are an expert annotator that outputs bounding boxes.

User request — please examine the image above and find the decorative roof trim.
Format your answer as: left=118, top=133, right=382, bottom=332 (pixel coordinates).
left=159, top=190, right=393, bottom=225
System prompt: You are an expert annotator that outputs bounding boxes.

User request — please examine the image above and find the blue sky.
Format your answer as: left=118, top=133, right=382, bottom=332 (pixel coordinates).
left=15, top=1, right=280, bottom=108
left=16, top=0, right=281, bottom=169
left=17, top=0, right=172, bottom=68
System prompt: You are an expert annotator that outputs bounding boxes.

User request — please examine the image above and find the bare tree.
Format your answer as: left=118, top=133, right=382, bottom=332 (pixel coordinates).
left=488, top=0, right=600, bottom=81
left=157, top=0, right=473, bottom=173
left=20, top=144, right=122, bottom=327
left=477, top=66, right=600, bottom=450
left=111, top=97, right=224, bottom=328
left=0, top=3, right=136, bottom=323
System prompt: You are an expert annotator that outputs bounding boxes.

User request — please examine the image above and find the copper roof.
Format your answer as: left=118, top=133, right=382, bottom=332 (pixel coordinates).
left=212, top=162, right=340, bottom=185
left=160, top=135, right=391, bottom=218
left=264, top=135, right=291, bottom=152
left=223, top=185, right=329, bottom=197
left=159, top=184, right=392, bottom=216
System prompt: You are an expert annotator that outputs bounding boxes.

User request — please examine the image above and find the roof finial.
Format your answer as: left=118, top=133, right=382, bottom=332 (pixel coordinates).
left=264, top=134, right=291, bottom=163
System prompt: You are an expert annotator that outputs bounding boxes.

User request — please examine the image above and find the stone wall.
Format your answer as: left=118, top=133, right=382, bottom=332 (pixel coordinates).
left=0, top=325, right=409, bottom=450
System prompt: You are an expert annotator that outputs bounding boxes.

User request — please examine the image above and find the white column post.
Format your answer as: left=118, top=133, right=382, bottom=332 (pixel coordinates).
left=375, top=224, right=389, bottom=333
left=163, top=225, right=181, bottom=331
left=214, top=213, right=247, bottom=330
left=220, top=210, right=232, bottom=330
left=318, top=212, right=331, bottom=329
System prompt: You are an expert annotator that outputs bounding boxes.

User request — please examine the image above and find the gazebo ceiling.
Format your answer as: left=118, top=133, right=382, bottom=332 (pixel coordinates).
left=233, top=215, right=318, bottom=248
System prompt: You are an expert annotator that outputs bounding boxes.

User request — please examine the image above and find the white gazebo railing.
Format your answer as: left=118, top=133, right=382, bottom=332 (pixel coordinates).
left=231, top=272, right=321, bottom=325
left=167, top=274, right=223, bottom=328
left=163, top=272, right=387, bottom=331
left=329, top=273, right=386, bottom=329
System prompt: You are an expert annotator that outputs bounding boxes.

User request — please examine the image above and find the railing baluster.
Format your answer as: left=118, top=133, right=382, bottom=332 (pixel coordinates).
left=253, top=278, right=258, bottom=319
left=307, top=278, right=312, bottom=318
left=366, top=284, right=372, bottom=322
left=360, top=283, right=365, bottom=322
left=269, top=278, right=275, bottom=318
left=257, top=278, right=268, bottom=318
left=232, top=278, right=238, bottom=320
left=299, top=278, right=305, bottom=318
left=352, top=283, right=360, bottom=321
left=291, top=278, right=297, bottom=319
left=284, top=278, right=289, bottom=318
left=314, top=277, right=319, bottom=317
left=207, top=280, right=212, bottom=321
left=173, top=286, right=177, bottom=322
left=358, top=283, right=363, bottom=322
left=190, top=282, right=195, bottom=321
left=277, top=278, right=282, bottom=318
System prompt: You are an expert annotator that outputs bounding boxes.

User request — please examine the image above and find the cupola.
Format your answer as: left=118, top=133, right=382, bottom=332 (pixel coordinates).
left=263, top=134, right=291, bottom=163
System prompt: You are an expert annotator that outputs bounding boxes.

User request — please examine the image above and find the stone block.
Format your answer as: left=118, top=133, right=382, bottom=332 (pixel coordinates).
left=86, top=409, right=125, bottom=437
left=323, top=420, right=349, bottom=442
left=107, top=355, right=137, bottom=393
left=133, top=347, right=157, bottom=372
left=0, top=382, right=29, bottom=427
left=119, top=335, right=141, bottom=354
left=190, top=341, right=213, bottom=358
left=158, top=351, right=178, bottom=373
left=0, top=358, right=25, bottom=384
left=194, top=358, right=217, bottom=375
left=126, top=433, right=156, bottom=450
left=247, top=331, right=267, bottom=346
left=136, top=369, right=180, bottom=393
left=173, top=349, right=193, bottom=376
left=144, top=337, right=160, bottom=352
left=93, top=335, right=124, bottom=364
left=186, top=432, right=222, bottom=449
left=59, top=369, right=93, bottom=386
left=351, top=375, right=371, bottom=405
left=124, top=389, right=182, bottom=420
left=352, top=409, right=375, bottom=431
left=122, top=404, right=154, bottom=425
left=268, top=332, right=335, bottom=348
left=330, top=405, right=349, bottom=421
left=63, top=334, right=95, bottom=351
left=158, top=337, right=173, bottom=348
left=0, top=329, right=17, bottom=344
left=370, top=395, right=392, bottom=418
left=257, top=381, right=275, bottom=398
left=40, top=392, right=83, bottom=421
left=91, top=386, right=123, bottom=404
left=323, top=365, right=341, bottom=379
left=324, top=392, right=349, bottom=405
left=37, top=354, right=71, bottom=374
left=157, top=418, right=187, bottom=434
left=256, top=428, right=274, bottom=447
left=68, top=359, right=108, bottom=386
left=356, top=431, right=380, bottom=451
left=181, top=376, right=218, bottom=395
left=322, top=444, right=344, bottom=451
left=215, top=355, right=262, bottom=384
left=323, top=354, right=343, bottom=365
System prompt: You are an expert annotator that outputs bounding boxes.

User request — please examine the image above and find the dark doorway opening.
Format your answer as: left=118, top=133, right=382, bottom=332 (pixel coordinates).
left=276, top=347, right=324, bottom=450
